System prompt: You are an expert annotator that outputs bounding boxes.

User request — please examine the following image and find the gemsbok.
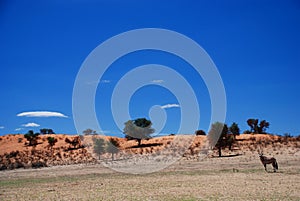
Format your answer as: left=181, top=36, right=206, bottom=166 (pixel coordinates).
left=258, top=151, right=278, bottom=172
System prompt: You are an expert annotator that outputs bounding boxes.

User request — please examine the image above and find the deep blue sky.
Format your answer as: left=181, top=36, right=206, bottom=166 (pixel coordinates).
left=0, top=0, right=299, bottom=136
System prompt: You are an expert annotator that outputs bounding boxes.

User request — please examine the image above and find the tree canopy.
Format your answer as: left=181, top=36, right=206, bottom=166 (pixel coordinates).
left=208, top=122, right=234, bottom=157
left=247, top=119, right=270, bottom=134
left=40, top=128, right=55, bottom=134
left=229, top=122, right=240, bottom=138
left=83, top=128, right=97, bottom=135
left=24, top=130, right=40, bottom=146
left=93, top=138, right=106, bottom=159
left=123, top=118, right=155, bottom=146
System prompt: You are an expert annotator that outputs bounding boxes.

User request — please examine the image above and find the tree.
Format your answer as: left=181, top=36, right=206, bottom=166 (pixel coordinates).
left=229, top=122, right=240, bottom=139
left=83, top=128, right=97, bottom=135
left=106, top=138, right=119, bottom=161
left=40, top=128, right=55, bottom=134
left=24, top=130, right=40, bottom=146
left=195, top=130, right=206, bottom=136
left=208, top=122, right=233, bottom=157
left=93, top=138, right=106, bottom=160
left=247, top=119, right=258, bottom=133
left=247, top=119, right=270, bottom=134
left=258, top=120, right=270, bottom=134
left=123, top=118, right=155, bottom=146
left=47, top=137, right=57, bottom=150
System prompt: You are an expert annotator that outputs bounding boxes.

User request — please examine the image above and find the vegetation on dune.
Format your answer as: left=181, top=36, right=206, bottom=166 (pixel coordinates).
left=65, top=136, right=83, bottom=149
left=123, top=118, right=155, bottom=146
left=246, top=119, right=270, bottom=134
left=93, top=138, right=106, bottom=159
left=47, top=137, right=57, bottom=150
left=24, top=130, right=40, bottom=146
left=106, top=138, right=119, bottom=161
left=40, top=128, right=55, bottom=134
left=195, top=130, right=206, bottom=136
left=92, top=137, right=119, bottom=161
left=208, top=122, right=235, bottom=157
left=229, top=122, right=240, bottom=139
left=83, top=128, right=98, bottom=135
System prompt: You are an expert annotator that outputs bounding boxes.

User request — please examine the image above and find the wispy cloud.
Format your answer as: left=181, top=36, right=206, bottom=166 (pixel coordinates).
left=161, top=104, right=180, bottom=109
left=15, top=128, right=23, bottom=131
left=101, top=80, right=111, bottom=84
left=0, top=126, right=4, bottom=129
left=22, top=122, right=40, bottom=127
left=151, top=79, right=164, bottom=84
left=17, top=111, right=68, bottom=118
left=86, top=80, right=111, bottom=85
left=99, top=130, right=111, bottom=134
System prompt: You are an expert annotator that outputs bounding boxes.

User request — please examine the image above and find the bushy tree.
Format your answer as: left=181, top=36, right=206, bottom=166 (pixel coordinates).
left=47, top=137, right=57, bottom=150
left=40, top=128, right=55, bottom=134
left=123, top=118, right=155, bottom=146
left=93, top=138, right=106, bottom=159
left=24, top=130, right=40, bottom=146
left=106, top=138, right=119, bottom=161
left=229, top=122, right=240, bottom=139
left=195, top=130, right=206, bottom=136
left=247, top=119, right=270, bottom=134
left=208, top=122, right=234, bottom=157
left=83, top=128, right=97, bottom=135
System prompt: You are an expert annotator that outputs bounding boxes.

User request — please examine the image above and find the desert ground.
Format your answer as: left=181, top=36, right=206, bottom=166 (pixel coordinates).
left=0, top=134, right=299, bottom=200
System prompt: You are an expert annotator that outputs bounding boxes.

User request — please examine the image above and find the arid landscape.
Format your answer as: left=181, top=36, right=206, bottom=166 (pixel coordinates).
left=0, top=133, right=300, bottom=200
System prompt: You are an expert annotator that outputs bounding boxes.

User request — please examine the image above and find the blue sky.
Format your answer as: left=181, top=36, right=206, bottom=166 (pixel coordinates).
left=0, top=0, right=299, bottom=136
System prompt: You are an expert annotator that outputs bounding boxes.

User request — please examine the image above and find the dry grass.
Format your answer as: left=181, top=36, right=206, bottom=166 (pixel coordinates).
left=0, top=151, right=299, bottom=201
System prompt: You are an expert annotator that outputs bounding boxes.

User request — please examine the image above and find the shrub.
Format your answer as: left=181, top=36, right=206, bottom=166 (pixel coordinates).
left=195, top=130, right=206, bottom=136
left=243, top=130, right=252, bottom=134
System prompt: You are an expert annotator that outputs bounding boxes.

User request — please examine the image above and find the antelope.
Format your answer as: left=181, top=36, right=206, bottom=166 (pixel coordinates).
left=258, top=150, right=278, bottom=172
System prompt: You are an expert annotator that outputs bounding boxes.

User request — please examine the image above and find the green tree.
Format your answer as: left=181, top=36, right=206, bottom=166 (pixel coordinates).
left=247, top=119, right=270, bottom=134
left=123, top=118, right=155, bottom=146
left=24, top=130, right=40, bottom=146
left=106, top=138, right=119, bottom=161
left=195, top=130, right=206, bottom=136
left=258, top=120, right=270, bottom=134
left=229, top=122, right=240, bottom=139
left=208, top=122, right=233, bottom=157
left=83, top=128, right=97, bottom=135
left=40, top=128, right=55, bottom=134
left=47, top=137, right=57, bottom=150
left=93, top=138, right=106, bottom=160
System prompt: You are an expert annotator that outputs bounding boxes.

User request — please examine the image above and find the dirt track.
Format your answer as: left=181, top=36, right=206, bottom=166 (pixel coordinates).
left=0, top=152, right=299, bottom=201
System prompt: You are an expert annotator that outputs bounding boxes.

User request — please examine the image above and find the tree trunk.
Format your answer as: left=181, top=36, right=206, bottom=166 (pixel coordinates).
left=218, top=146, right=222, bottom=157
left=137, top=139, right=142, bottom=147
left=111, top=153, right=114, bottom=161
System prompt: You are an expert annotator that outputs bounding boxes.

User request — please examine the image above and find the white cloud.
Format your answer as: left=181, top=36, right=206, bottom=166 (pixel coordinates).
left=86, top=80, right=111, bottom=85
left=101, top=80, right=111, bottom=83
left=0, top=126, right=4, bottom=129
left=161, top=104, right=180, bottom=109
left=15, top=128, right=23, bottom=131
left=151, top=79, right=164, bottom=84
left=17, top=111, right=68, bottom=118
left=99, top=130, right=111, bottom=134
left=22, top=122, right=40, bottom=127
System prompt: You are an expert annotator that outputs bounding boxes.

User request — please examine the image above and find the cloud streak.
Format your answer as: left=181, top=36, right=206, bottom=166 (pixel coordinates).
left=22, top=122, right=40, bottom=127
left=160, top=104, right=180, bottom=109
left=17, top=111, right=68, bottom=118
left=151, top=79, right=164, bottom=84
left=0, top=126, right=4, bottom=129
